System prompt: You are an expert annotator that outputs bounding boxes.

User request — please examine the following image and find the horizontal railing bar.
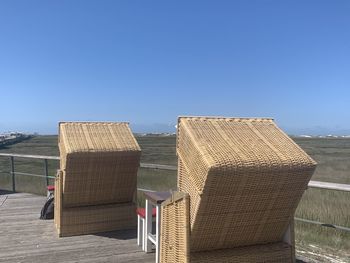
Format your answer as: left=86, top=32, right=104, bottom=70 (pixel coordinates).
left=0, top=153, right=59, bottom=160
left=137, top=188, right=156, bottom=193
left=140, top=163, right=177, bottom=171
left=308, top=180, right=350, bottom=192
left=10, top=171, right=56, bottom=179
left=0, top=153, right=177, bottom=170
left=295, top=217, right=350, bottom=232
left=1, top=153, right=350, bottom=192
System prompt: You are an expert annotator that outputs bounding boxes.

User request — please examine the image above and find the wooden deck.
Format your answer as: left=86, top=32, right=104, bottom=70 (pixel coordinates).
left=0, top=191, right=155, bottom=263
left=0, top=191, right=313, bottom=263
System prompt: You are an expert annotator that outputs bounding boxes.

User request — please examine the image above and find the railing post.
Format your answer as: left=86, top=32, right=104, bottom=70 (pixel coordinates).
left=10, top=156, right=15, bottom=192
left=44, top=159, right=49, bottom=187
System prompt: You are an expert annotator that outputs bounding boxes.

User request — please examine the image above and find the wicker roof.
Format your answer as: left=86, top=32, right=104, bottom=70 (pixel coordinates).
left=59, top=122, right=140, bottom=153
left=177, top=116, right=316, bottom=172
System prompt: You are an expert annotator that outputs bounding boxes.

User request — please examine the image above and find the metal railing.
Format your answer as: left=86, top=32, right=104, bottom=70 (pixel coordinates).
left=0, top=153, right=176, bottom=192
left=0, top=153, right=59, bottom=192
left=0, top=152, right=349, bottom=232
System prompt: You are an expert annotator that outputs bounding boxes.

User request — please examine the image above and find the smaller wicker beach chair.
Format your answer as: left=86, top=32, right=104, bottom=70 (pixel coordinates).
left=160, top=117, right=316, bottom=262
left=54, top=122, right=141, bottom=237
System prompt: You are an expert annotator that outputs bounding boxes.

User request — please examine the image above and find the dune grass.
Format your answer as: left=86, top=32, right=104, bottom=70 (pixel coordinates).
left=293, top=138, right=350, bottom=260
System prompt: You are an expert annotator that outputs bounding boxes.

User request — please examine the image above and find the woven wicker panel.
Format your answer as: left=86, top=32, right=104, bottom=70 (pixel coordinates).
left=55, top=170, right=136, bottom=237
left=160, top=192, right=190, bottom=263
left=59, top=122, right=141, bottom=207
left=179, top=159, right=307, bottom=251
left=58, top=202, right=136, bottom=237
left=59, top=122, right=140, bottom=154
left=177, top=117, right=316, bottom=251
left=190, top=242, right=292, bottom=263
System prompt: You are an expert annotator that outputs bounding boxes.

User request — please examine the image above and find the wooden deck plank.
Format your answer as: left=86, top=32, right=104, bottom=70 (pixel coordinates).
left=0, top=192, right=155, bottom=263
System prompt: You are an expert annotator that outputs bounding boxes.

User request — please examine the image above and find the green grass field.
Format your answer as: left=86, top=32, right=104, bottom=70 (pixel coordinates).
left=291, top=138, right=350, bottom=261
left=0, top=135, right=349, bottom=261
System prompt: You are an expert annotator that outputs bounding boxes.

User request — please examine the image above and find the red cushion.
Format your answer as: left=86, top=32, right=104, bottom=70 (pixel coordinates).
left=47, top=185, right=55, bottom=191
left=136, top=207, right=156, bottom=218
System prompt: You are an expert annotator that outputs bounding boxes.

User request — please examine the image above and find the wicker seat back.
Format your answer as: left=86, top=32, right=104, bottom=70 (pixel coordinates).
left=177, top=117, right=316, bottom=252
left=59, top=122, right=141, bottom=207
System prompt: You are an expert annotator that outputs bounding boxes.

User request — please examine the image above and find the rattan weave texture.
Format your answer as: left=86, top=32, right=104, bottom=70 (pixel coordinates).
left=176, top=117, right=316, bottom=252
left=160, top=116, right=316, bottom=262
left=160, top=192, right=190, bottom=263
left=190, top=242, right=292, bottom=263
left=59, top=201, right=136, bottom=237
left=59, top=122, right=141, bottom=207
left=160, top=193, right=293, bottom=263
left=55, top=122, right=140, bottom=236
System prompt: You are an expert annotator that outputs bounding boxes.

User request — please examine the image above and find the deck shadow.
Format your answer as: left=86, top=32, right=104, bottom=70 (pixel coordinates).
left=93, top=228, right=137, bottom=240
left=0, top=189, right=15, bottom=195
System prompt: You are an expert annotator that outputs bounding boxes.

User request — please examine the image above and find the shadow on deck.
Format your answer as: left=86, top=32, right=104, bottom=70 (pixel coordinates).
left=0, top=191, right=155, bottom=263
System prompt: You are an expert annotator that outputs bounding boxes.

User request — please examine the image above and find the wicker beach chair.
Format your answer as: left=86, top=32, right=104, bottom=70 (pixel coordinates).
left=160, top=117, right=316, bottom=262
left=54, top=122, right=141, bottom=237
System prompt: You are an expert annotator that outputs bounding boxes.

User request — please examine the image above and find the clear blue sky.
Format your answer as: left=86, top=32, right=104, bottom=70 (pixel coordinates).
left=0, top=1, right=349, bottom=135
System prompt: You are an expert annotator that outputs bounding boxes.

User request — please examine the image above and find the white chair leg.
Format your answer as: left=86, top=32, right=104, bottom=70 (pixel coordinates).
left=155, top=205, right=161, bottom=263
left=142, top=217, right=145, bottom=251
left=145, top=199, right=153, bottom=253
left=137, top=215, right=142, bottom=246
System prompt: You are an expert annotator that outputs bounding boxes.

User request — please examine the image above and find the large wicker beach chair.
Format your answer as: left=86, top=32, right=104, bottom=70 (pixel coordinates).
left=160, top=117, right=316, bottom=262
left=54, top=122, right=141, bottom=237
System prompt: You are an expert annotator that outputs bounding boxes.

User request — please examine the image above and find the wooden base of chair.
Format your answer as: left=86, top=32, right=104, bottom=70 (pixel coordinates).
left=55, top=171, right=136, bottom=237
left=190, top=242, right=293, bottom=263
left=55, top=202, right=136, bottom=237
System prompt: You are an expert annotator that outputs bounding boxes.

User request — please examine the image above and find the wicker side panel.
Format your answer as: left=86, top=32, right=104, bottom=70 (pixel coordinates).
left=178, top=159, right=201, bottom=227
left=58, top=202, right=136, bottom=237
left=160, top=192, right=190, bottom=263
left=61, top=152, right=140, bottom=207
left=178, top=159, right=312, bottom=252
left=190, top=242, right=292, bottom=263
left=176, top=122, right=212, bottom=194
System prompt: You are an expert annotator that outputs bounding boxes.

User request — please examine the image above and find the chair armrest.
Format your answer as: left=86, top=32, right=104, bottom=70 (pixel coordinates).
left=160, top=191, right=190, bottom=263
